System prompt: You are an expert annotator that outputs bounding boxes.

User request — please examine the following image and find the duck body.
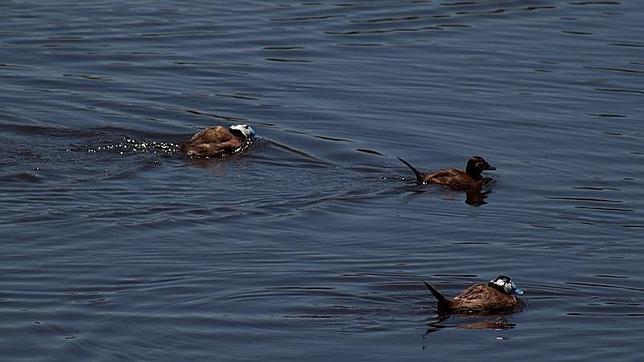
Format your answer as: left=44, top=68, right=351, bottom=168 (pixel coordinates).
left=420, top=168, right=481, bottom=190
left=180, top=124, right=255, bottom=158
left=399, top=156, right=495, bottom=191
left=424, top=276, right=524, bottom=315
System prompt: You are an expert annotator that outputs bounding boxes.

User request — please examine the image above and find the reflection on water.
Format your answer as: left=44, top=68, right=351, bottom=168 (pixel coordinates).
left=426, top=316, right=516, bottom=334
left=400, top=184, right=492, bottom=207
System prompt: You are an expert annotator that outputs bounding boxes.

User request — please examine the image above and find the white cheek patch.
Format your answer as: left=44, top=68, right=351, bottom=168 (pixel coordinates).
left=230, top=124, right=256, bottom=139
left=491, top=278, right=513, bottom=294
left=490, top=277, right=523, bottom=295
left=492, top=279, right=506, bottom=288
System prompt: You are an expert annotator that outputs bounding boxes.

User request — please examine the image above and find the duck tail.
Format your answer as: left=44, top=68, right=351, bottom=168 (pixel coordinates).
left=398, top=157, right=424, bottom=185
left=423, top=281, right=450, bottom=309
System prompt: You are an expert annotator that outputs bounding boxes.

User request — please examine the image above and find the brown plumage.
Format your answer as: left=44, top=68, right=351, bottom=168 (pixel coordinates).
left=398, top=156, right=496, bottom=190
left=180, top=124, right=255, bottom=158
left=423, top=276, right=524, bottom=315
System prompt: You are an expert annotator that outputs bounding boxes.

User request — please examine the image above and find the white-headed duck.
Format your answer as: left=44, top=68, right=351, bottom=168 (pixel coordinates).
left=424, top=275, right=524, bottom=315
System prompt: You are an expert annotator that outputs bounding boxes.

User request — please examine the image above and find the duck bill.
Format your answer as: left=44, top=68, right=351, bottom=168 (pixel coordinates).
left=514, top=287, right=524, bottom=295
left=486, top=165, right=496, bottom=171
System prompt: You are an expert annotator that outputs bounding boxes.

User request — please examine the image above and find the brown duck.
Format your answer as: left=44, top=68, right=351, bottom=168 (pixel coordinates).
left=424, top=275, right=524, bottom=314
left=180, top=124, right=255, bottom=158
left=398, top=156, right=496, bottom=190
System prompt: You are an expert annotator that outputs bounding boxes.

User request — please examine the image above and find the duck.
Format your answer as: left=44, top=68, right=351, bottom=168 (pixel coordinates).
left=423, top=275, right=524, bottom=314
left=180, top=124, right=255, bottom=158
left=398, top=156, right=496, bottom=190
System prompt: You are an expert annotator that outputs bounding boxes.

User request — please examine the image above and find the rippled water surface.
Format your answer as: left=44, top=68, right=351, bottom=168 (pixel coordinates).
left=2, top=1, right=643, bottom=360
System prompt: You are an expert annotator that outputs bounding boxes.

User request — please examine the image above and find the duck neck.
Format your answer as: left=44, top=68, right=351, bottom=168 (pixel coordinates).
left=465, top=167, right=482, bottom=181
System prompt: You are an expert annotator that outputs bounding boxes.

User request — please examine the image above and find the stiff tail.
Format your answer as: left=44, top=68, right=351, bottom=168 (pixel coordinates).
left=423, top=281, right=450, bottom=309
left=398, top=157, right=425, bottom=185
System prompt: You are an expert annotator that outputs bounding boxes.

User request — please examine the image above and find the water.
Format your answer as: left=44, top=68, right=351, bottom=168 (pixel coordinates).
left=1, top=1, right=643, bottom=360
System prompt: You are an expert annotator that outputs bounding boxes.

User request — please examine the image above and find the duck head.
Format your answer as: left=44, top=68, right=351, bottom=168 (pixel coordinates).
left=488, top=275, right=524, bottom=295
left=465, top=156, right=496, bottom=180
left=229, top=124, right=256, bottom=139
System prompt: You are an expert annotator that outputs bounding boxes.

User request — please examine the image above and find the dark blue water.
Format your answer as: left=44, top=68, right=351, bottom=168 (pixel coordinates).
left=2, top=1, right=643, bottom=360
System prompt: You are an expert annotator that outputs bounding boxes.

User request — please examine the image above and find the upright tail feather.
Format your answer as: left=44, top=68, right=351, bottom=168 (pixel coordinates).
left=398, top=157, right=425, bottom=185
left=423, top=281, right=450, bottom=309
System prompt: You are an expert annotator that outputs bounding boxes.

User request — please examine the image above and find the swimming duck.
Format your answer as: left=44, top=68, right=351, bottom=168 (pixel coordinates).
left=424, top=275, right=524, bottom=314
left=398, top=156, right=495, bottom=190
left=180, top=124, right=255, bottom=158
